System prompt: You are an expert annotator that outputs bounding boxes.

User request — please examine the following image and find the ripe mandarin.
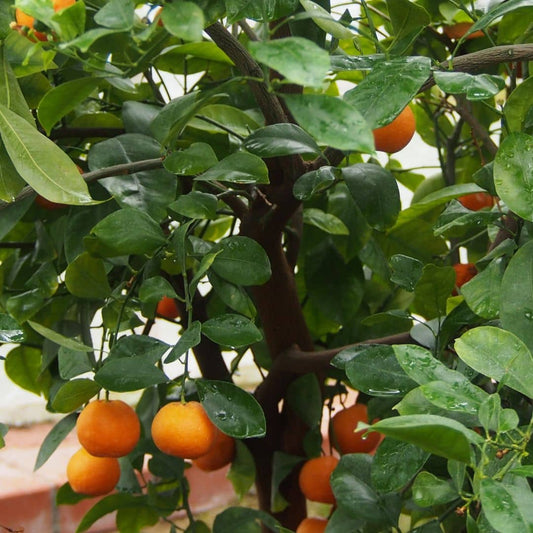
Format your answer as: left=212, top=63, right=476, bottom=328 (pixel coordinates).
left=76, top=399, right=141, bottom=458
left=156, top=296, right=179, bottom=319
left=16, top=0, right=75, bottom=31
left=296, top=518, right=328, bottom=533
left=443, top=22, right=484, bottom=40
left=453, top=263, right=477, bottom=294
left=373, top=106, right=416, bottom=153
left=193, top=427, right=236, bottom=471
left=298, top=455, right=339, bottom=504
left=151, top=401, right=217, bottom=459
left=67, top=447, right=120, bottom=496
left=331, top=403, right=381, bottom=455
left=457, top=192, right=495, bottom=211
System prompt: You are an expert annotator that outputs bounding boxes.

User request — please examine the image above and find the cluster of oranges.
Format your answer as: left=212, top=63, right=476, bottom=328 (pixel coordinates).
left=296, top=402, right=380, bottom=532
left=67, top=398, right=234, bottom=497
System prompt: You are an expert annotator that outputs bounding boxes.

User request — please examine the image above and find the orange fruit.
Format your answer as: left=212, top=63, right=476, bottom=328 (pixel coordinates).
left=67, top=448, right=120, bottom=496
left=53, top=0, right=76, bottom=10
left=15, top=0, right=75, bottom=32
left=457, top=192, right=495, bottom=211
left=193, top=427, right=235, bottom=471
left=453, top=263, right=477, bottom=293
left=298, top=455, right=339, bottom=504
left=76, top=399, right=141, bottom=458
left=15, top=9, right=35, bottom=28
left=373, top=106, right=416, bottom=153
left=443, top=22, right=484, bottom=40
left=156, top=296, right=179, bottom=319
left=296, top=518, right=328, bottom=533
left=151, top=401, right=217, bottom=459
left=331, top=403, right=381, bottom=455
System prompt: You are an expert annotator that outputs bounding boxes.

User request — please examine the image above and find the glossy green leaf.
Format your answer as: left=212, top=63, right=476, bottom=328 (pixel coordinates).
left=85, top=208, right=167, bottom=257
left=469, top=0, right=533, bottom=35
left=224, top=0, right=298, bottom=22
left=0, top=104, right=93, bottom=204
left=116, top=506, right=159, bottom=532
left=386, top=0, right=430, bottom=54
left=500, top=240, right=533, bottom=354
left=51, top=379, right=101, bottom=413
left=208, top=271, right=257, bottom=318
left=28, top=321, right=93, bottom=352
left=5, top=30, right=56, bottom=77
left=342, top=344, right=417, bottom=397
left=196, top=152, right=269, bottom=185
left=504, top=76, right=533, bottom=133
left=50, top=0, right=85, bottom=41
left=286, top=373, right=322, bottom=428
left=170, top=191, right=218, bottom=220
left=122, top=101, right=160, bottom=134
left=419, top=380, right=487, bottom=416
left=0, top=314, right=24, bottom=343
left=243, top=123, right=321, bottom=157
left=455, top=326, right=533, bottom=398
left=390, top=254, right=424, bottom=291
left=248, top=37, right=329, bottom=87
left=5, top=290, right=45, bottom=323
left=371, top=438, right=429, bottom=493
left=368, top=414, right=480, bottom=463
left=271, top=452, right=304, bottom=513
left=212, top=506, right=279, bottom=533
left=344, top=57, right=430, bottom=128
left=38, top=78, right=100, bottom=134
left=413, top=264, right=456, bottom=319
left=343, top=164, right=400, bottom=230
left=138, top=276, right=177, bottom=309
left=201, top=313, right=262, bottom=348
left=164, top=321, right=201, bottom=364
left=197, top=379, right=266, bottom=438
left=161, top=1, right=204, bottom=42
left=107, top=335, right=170, bottom=364
left=285, top=94, right=374, bottom=152
left=211, top=236, right=271, bottom=286
left=494, top=133, right=533, bottom=221
left=5, top=346, right=44, bottom=396
left=94, top=358, right=168, bottom=392
left=434, top=72, right=505, bottom=101
left=163, top=143, right=218, bottom=175
left=227, top=440, right=256, bottom=500
left=433, top=200, right=500, bottom=239
left=480, top=478, right=533, bottom=533
left=292, top=166, right=339, bottom=200
left=65, top=252, right=111, bottom=300
left=478, top=394, right=519, bottom=433
left=88, top=134, right=176, bottom=221
left=58, top=347, right=93, bottom=380
left=0, top=142, right=24, bottom=202
left=412, top=471, right=458, bottom=507
left=302, top=208, right=348, bottom=235
left=299, top=0, right=353, bottom=38
left=34, top=413, right=77, bottom=470
left=93, top=0, right=134, bottom=29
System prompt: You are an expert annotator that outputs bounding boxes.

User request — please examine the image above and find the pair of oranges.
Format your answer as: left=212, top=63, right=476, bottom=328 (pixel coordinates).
left=67, top=399, right=234, bottom=497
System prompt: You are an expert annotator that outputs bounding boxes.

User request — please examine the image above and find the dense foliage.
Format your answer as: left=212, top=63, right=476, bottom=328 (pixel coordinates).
left=1, top=0, right=533, bottom=531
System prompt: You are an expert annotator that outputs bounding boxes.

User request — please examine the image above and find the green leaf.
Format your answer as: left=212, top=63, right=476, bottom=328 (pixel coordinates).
left=227, top=440, right=256, bottom=500
left=342, top=344, right=417, bottom=397
left=0, top=104, right=93, bottom=204
left=434, top=72, right=505, bottom=101
left=243, top=123, right=321, bottom=158
left=302, top=208, right=349, bottom=235
left=94, top=358, right=168, bottom=392
left=58, top=347, right=93, bottom=380
left=201, top=313, right=262, bottom=349
left=478, top=394, right=519, bottom=434
left=0, top=142, right=25, bottom=202
left=107, top=335, right=170, bottom=363
left=88, top=134, right=176, bottom=222
left=211, top=236, right=271, bottom=286
left=208, top=271, right=257, bottom=318
left=0, top=314, right=24, bottom=343
left=224, top=0, right=298, bottom=23
left=455, top=326, right=533, bottom=398
left=170, top=192, right=218, bottom=220
left=37, top=78, right=100, bottom=134
left=343, top=163, right=401, bottom=230
left=85, top=208, right=167, bottom=257
left=5, top=346, right=45, bottom=396
left=344, top=57, right=431, bottom=128
left=469, top=0, right=533, bottom=35
left=371, top=438, right=429, bottom=493
left=368, top=414, right=480, bottom=464
left=500, top=240, right=533, bottom=354
left=116, top=505, right=159, bottom=532
left=163, top=143, right=218, bottom=175
left=34, top=413, right=77, bottom=470
left=299, top=0, right=353, bottom=39
left=93, top=0, right=134, bottom=29
left=248, top=37, right=329, bottom=88
left=285, top=94, right=375, bottom=152
left=412, top=471, right=458, bottom=507
left=293, top=166, right=339, bottom=200
left=51, top=379, right=101, bottom=413
left=65, top=253, right=111, bottom=300
left=413, top=264, right=456, bottom=319
left=28, top=321, right=93, bottom=352
left=419, top=380, right=487, bottom=417
left=286, top=374, right=322, bottom=428
left=197, top=379, right=266, bottom=438
left=386, top=0, right=430, bottom=54
left=212, top=506, right=279, bottom=533
left=196, top=152, right=269, bottom=185
left=271, top=452, right=304, bottom=513
left=164, top=321, right=202, bottom=364
left=161, top=1, right=205, bottom=42
left=480, top=478, right=533, bottom=533
left=494, top=133, right=533, bottom=221
left=504, top=77, right=533, bottom=133
left=390, top=254, right=424, bottom=291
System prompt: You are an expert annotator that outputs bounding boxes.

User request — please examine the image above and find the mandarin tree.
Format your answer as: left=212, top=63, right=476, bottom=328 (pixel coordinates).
left=1, top=1, right=533, bottom=532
